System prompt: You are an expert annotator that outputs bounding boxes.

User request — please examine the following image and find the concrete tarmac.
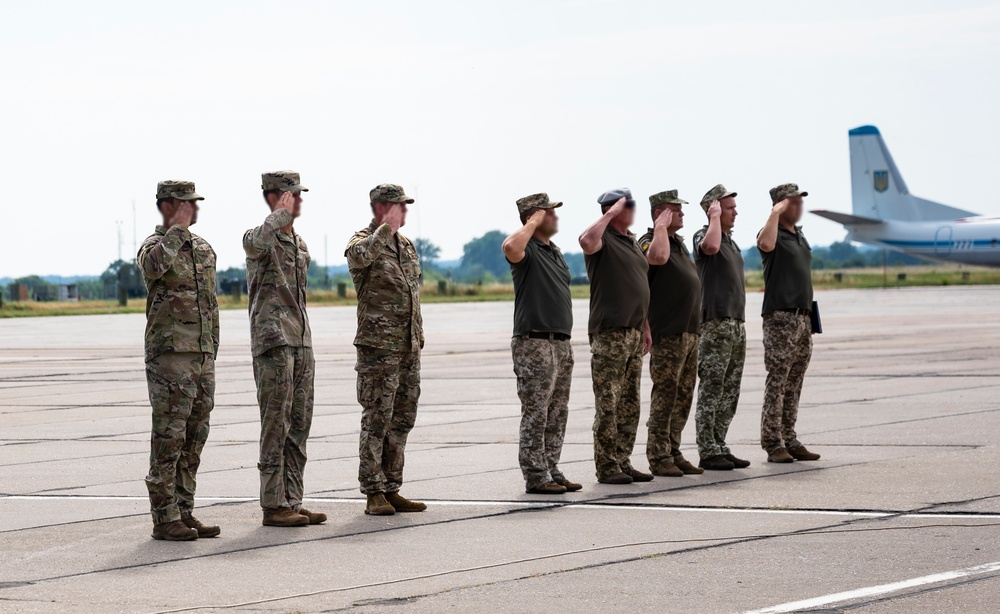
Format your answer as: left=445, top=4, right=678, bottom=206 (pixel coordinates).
left=1, top=286, right=999, bottom=613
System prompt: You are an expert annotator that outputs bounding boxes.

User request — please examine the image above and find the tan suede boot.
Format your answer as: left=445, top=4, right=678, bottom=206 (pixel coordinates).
left=297, top=508, right=328, bottom=524
left=152, top=520, right=198, bottom=541
left=386, top=492, right=427, bottom=511
left=262, top=508, right=310, bottom=527
left=365, top=493, right=396, bottom=516
left=181, top=513, right=220, bottom=538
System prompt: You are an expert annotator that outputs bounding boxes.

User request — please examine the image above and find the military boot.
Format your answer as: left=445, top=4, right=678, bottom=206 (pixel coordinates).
left=152, top=520, right=198, bottom=541
left=675, top=458, right=704, bottom=475
left=365, top=493, right=396, bottom=516
left=554, top=477, right=583, bottom=492
left=526, top=481, right=567, bottom=495
left=181, top=513, right=221, bottom=538
left=767, top=448, right=795, bottom=463
left=699, top=455, right=735, bottom=471
left=627, top=468, right=655, bottom=482
left=788, top=446, right=821, bottom=461
left=385, top=492, right=427, bottom=511
left=724, top=454, right=751, bottom=469
left=297, top=508, right=328, bottom=524
left=262, top=508, right=310, bottom=527
left=598, top=472, right=634, bottom=485
left=651, top=462, right=684, bottom=477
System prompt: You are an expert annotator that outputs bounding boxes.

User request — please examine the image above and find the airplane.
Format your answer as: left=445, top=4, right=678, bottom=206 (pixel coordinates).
left=812, top=125, right=1000, bottom=267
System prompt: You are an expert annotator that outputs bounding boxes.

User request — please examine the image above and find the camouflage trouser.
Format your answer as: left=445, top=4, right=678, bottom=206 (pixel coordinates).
left=253, top=346, right=315, bottom=511
left=646, top=332, right=698, bottom=470
left=695, top=318, right=746, bottom=459
left=590, top=328, right=644, bottom=479
left=761, top=311, right=812, bottom=453
left=356, top=346, right=421, bottom=494
left=144, top=352, right=215, bottom=525
left=511, top=337, right=574, bottom=489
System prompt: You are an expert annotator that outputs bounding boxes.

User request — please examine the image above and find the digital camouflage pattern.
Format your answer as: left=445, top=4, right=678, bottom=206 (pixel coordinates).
left=700, top=183, right=738, bottom=212
left=356, top=346, right=421, bottom=494
left=138, top=226, right=219, bottom=363
left=244, top=209, right=313, bottom=357
left=648, top=189, right=688, bottom=208
left=515, top=192, right=563, bottom=215
left=695, top=318, right=746, bottom=458
left=590, top=328, right=644, bottom=479
left=144, top=352, right=215, bottom=524
left=511, top=337, right=574, bottom=488
left=761, top=311, right=812, bottom=453
left=369, top=183, right=415, bottom=204
left=346, top=222, right=424, bottom=351
left=769, top=183, right=808, bottom=203
left=646, top=332, right=698, bottom=470
left=253, top=346, right=315, bottom=510
left=261, top=171, right=308, bottom=192
left=155, top=180, right=204, bottom=201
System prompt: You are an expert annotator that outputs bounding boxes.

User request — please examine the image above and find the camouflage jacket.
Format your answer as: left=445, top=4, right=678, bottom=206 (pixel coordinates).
left=138, top=225, right=219, bottom=362
left=345, top=221, right=423, bottom=351
left=243, top=209, right=312, bottom=357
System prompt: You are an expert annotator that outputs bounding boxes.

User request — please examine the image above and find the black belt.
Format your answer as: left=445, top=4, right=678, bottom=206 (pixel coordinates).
left=526, top=332, right=571, bottom=341
left=776, top=308, right=811, bottom=316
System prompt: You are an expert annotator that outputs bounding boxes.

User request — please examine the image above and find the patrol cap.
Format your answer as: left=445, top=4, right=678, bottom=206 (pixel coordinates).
left=156, top=180, right=204, bottom=201
left=649, top=189, right=688, bottom=209
left=516, top=192, right=562, bottom=215
left=769, top=183, right=808, bottom=203
left=700, top=184, right=737, bottom=212
left=597, top=187, right=635, bottom=209
left=370, top=183, right=414, bottom=205
left=261, top=171, right=308, bottom=192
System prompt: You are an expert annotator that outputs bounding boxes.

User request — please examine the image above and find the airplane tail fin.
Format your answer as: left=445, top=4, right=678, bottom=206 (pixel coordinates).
left=849, top=126, right=975, bottom=221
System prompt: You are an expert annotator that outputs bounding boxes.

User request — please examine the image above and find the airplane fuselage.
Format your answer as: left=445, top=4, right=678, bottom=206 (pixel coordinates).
left=846, top=216, right=1000, bottom=267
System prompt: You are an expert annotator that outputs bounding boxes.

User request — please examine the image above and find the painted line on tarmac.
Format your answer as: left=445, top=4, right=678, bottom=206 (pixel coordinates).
left=743, top=560, right=1000, bottom=613
left=6, top=495, right=1000, bottom=520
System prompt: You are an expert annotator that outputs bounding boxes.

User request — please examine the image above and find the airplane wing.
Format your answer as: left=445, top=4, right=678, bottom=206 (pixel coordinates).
left=811, top=210, right=884, bottom=225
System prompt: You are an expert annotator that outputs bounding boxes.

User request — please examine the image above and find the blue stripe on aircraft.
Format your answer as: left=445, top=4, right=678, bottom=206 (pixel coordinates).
left=879, top=239, right=997, bottom=247
left=849, top=125, right=881, bottom=136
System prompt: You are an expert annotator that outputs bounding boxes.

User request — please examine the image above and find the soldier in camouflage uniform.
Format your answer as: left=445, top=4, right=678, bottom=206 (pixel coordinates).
left=756, top=183, right=821, bottom=464
left=579, top=188, right=654, bottom=485
left=346, top=184, right=426, bottom=516
left=639, top=190, right=704, bottom=478
left=138, top=180, right=220, bottom=541
left=502, top=193, right=581, bottom=495
left=244, top=171, right=326, bottom=528
left=693, top=184, right=751, bottom=471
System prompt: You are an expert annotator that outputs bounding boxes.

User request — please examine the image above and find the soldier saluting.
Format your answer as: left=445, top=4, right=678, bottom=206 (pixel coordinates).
left=244, top=171, right=326, bottom=528
left=138, top=180, right=220, bottom=541
left=347, top=184, right=426, bottom=516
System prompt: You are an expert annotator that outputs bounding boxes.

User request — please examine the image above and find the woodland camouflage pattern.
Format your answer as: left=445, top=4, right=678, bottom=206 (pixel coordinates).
left=261, top=171, right=309, bottom=192
left=244, top=209, right=313, bottom=357
left=590, top=328, right=644, bottom=479
left=700, top=183, right=737, bottom=212
left=155, top=180, right=204, bottom=201
left=253, top=346, right=315, bottom=510
left=515, top=192, right=563, bottom=214
left=511, top=337, right=574, bottom=488
left=695, top=318, right=746, bottom=458
left=356, top=346, right=421, bottom=494
left=346, top=222, right=424, bottom=351
left=144, top=352, right=215, bottom=524
left=648, top=189, right=688, bottom=208
left=369, top=183, right=414, bottom=204
left=769, top=183, right=808, bottom=203
left=646, top=333, right=698, bottom=470
left=761, top=311, right=812, bottom=453
left=138, top=226, right=219, bottom=363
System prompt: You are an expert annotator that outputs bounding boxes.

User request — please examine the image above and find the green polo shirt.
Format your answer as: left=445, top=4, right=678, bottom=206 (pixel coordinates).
left=693, top=226, right=746, bottom=322
left=760, top=225, right=813, bottom=315
left=585, top=226, right=649, bottom=334
left=639, top=229, right=701, bottom=339
left=509, top=237, right=573, bottom=337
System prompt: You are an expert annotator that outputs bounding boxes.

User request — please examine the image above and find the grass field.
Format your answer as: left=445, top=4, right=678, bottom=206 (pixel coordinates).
left=2, top=265, right=998, bottom=318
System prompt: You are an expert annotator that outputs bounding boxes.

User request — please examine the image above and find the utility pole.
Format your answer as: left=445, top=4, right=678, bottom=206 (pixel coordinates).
left=324, top=234, right=330, bottom=289
left=116, top=220, right=123, bottom=262
left=132, top=200, right=137, bottom=262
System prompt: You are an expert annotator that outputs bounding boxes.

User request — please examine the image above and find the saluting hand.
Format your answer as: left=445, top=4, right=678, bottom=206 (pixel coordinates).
left=707, top=200, right=722, bottom=220
left=170, top=202, right=194, bottom=229
left=526, top=209, right=547, bottom=228
left=654, top=208, right=672, bottom=229
left=607, top=197, right=627, bottom=218
left=772, top=198, right=790, bottom=216
left=383, top=204, right=404, bottom=234
left=276, top=191, right=295, bottom=214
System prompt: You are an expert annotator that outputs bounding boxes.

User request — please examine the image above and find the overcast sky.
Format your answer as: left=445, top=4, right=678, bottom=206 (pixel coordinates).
left=2, top=0, right=999, bottom=277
